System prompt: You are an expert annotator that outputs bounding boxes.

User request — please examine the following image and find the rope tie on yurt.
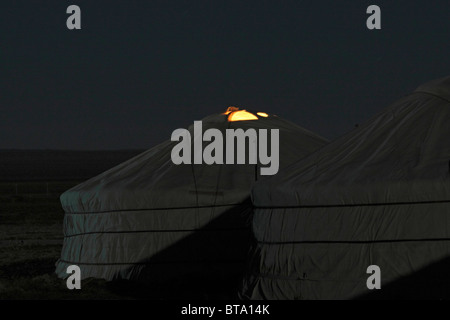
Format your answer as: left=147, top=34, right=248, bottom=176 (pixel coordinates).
left=189, top=152, right=200, bottom=235
left=210, top=121, right=231, bottom=213
left=190, top=162, right=199, bottom=208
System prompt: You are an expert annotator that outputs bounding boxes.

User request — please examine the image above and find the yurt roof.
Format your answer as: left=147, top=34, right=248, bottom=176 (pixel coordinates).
left=61, top=107, right=327, bottom=213
left=252, top=76, right=450, bottom=207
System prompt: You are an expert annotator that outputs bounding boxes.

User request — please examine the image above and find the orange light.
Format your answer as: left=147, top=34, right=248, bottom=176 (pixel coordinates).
left=223, top=106, right=240, bottom=115
left=257, top=112, right=268, bottom=117
left=228, top=110, right=258, bottom=122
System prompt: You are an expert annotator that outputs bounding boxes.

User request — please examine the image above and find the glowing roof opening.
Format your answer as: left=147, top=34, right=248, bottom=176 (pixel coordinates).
left=228, top=110, right=259, bottom=122
left=223, top=106, right=270, bottom=122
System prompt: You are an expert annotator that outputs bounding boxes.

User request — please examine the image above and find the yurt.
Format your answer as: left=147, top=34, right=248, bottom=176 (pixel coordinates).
left=55, top=107, right=327, bottom=289
left=241, top=76, right=450, bottom=300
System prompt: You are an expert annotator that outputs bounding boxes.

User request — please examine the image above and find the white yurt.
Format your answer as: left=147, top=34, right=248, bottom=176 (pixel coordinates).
left=55, top=107, right=327, bottom=289
left=241, top=76, right=450, bottom=300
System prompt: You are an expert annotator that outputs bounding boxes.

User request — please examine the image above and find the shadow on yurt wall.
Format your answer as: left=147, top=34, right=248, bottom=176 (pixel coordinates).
left=117, top=199, right=253, bottom=299
left=54, top=107, right=328, bottom=299
left=240, top=76, right=450, bottom=300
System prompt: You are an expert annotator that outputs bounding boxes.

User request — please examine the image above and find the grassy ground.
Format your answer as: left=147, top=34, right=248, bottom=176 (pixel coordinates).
left=0, top=151, right=222, bottom=300
left=0, top=184, right=135, bottom=299
left=0, top=182, right=240, bottom=300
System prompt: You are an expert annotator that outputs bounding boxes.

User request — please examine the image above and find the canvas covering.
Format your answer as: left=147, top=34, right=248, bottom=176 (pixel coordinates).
left=55, top=111, right=327, bottom=282
left=241, top=76, right=450, bottom=299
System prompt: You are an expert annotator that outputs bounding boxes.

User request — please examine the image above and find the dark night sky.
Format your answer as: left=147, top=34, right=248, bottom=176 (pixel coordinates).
left=1, top=0, right=449, bottom=150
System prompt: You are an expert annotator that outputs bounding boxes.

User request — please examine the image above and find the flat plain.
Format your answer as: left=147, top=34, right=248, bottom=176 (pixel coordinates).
left=0, top=150, right=239, bottom=299
left=0, top=150, right=145, bottom=299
